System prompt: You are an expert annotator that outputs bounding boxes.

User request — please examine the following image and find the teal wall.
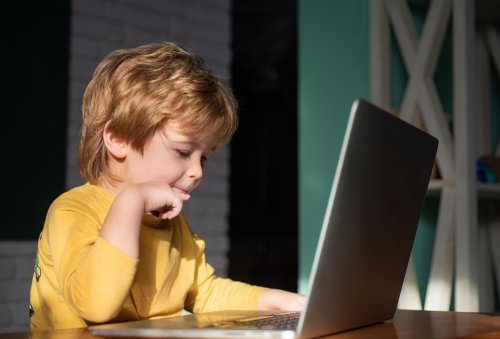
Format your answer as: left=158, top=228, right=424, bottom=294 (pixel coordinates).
left=298, top=0, right=370, bottom=292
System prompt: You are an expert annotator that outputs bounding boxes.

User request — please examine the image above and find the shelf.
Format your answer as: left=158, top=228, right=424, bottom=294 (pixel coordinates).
left=477, top=182, right=500, bottom=199
left=372, top=0, right=500, bottom=312
left=427, top=179, right=500, bottom=200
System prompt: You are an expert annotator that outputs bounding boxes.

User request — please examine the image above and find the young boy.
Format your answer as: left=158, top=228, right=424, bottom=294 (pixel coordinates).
left=29, top=42, right=304, bottom=330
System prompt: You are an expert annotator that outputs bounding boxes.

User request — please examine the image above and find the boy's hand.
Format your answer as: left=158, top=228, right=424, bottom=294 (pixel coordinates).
left=258, top=289, right=306, bottom=311
left=136, top=182, right=191, bottom=220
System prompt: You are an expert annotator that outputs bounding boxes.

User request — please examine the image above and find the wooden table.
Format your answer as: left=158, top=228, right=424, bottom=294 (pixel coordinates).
left=4, top=310, right=500, bottom=338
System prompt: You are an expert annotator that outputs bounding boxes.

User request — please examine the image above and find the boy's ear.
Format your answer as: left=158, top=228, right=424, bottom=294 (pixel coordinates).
left=103, top=122, right=128, bottom=159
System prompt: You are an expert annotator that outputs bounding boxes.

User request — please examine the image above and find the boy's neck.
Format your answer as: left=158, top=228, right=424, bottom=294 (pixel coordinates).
left=98, top=177, right=125, bottom=197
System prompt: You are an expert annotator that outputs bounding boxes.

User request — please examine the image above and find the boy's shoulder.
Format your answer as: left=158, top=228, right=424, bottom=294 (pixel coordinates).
left=51, top=183, right=113, bottom=212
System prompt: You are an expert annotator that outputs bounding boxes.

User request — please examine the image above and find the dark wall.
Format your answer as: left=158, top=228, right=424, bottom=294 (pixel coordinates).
left=229, top=1, right=298, bottom=291
left=2, top=2, right=70, bottom=239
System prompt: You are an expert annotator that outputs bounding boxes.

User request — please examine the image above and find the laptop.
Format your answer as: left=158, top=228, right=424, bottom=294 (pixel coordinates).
left=88, top=99, right=438, bottom=338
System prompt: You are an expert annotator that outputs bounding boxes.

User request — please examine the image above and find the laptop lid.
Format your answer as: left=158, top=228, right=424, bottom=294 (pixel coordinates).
left=297, top=98, right=437, bottom=338
left=88, top=99, right=438, bottom=338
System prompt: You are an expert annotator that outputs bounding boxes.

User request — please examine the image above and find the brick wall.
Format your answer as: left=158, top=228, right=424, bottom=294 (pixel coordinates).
left=0, top=0, right=232, bottom=333
left=0, top=242, right=37, bottom=332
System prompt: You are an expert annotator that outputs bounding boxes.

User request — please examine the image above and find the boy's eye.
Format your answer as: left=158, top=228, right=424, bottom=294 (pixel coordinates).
left=201, top=156, right=208, bottom=167
left=177, top=150, right=191, bottom=158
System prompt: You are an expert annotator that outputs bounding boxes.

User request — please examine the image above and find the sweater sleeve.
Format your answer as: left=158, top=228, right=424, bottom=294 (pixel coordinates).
left=185, top=234, right=265, bottom=313
left=48, top=202, right=139, bottom=323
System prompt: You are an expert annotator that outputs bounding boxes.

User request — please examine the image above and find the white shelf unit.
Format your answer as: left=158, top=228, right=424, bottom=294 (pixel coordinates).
left=371, top=0, right=500, bottom=312
left=428, top=180, right=500, bottom=199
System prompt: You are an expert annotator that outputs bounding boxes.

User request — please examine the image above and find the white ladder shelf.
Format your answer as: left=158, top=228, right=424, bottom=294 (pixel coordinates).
left=371, top=0, right=500, bottom=312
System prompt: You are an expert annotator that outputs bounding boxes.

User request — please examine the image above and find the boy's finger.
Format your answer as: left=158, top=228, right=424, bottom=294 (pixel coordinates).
left=161, top=198, right=183, bottom=219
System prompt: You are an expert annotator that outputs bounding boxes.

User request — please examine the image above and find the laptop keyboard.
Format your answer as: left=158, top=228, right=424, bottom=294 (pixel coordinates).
left=219, top=312, right=301, bottom=330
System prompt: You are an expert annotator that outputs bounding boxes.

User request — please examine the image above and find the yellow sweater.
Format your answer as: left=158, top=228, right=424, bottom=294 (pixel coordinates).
left=30, top=183, right=263, bottom=330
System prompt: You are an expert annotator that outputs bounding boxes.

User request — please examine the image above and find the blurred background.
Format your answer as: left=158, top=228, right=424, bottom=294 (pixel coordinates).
left=1, top=0, right=499, bottom=333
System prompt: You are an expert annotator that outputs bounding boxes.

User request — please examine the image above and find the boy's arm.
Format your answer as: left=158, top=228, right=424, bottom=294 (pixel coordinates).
left=100, top=182, right=190, bottom=258
left=185, top=232, right=305, bottom=312
left=258, top=289, right=306, bottom=311
left=49, top=204, right=139, bottom=324
left=54, top=182, right=188, bottom=323
left=99, top=186, right=145, bottom=259
left=184, top=233, right=264, bottom=312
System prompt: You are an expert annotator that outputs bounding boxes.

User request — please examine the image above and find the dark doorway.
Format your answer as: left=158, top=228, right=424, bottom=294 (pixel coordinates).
left=229, top=1, right=298, bottom=291
left=1, top=2, right=70, bottom=239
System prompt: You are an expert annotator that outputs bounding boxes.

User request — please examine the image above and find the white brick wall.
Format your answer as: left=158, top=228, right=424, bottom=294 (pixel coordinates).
left=0, top=0, right=232, bottom=333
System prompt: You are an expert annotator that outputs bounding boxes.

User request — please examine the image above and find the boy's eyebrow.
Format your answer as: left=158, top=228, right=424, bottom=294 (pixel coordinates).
left=161, top=130, right=216, bottom=151
left=169, top=139, right=195, bottom=145
left=162, top=133, right=203, bottom=148
left=161, top=131, right=194, bottom=144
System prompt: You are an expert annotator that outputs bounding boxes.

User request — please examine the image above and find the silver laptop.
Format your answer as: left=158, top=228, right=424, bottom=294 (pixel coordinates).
left=89, top=99, right=438, bottom=338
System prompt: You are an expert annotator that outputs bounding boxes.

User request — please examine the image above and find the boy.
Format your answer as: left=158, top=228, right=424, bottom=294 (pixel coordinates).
left=29, top=42, right=304, bottom=330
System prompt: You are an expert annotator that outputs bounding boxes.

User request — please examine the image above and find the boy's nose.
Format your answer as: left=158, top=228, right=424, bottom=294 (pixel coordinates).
left=188, top=160, right=203, bottom=180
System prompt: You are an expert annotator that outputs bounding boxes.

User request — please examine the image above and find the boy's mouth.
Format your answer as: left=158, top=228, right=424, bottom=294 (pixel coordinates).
left=173, top=187, right=189, bottom=195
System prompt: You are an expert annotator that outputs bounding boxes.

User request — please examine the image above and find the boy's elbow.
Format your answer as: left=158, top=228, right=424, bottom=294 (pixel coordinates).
left=64, top=270, right=133, bottom=324
left=66, top=290, right=124, bottom=324
left=80, top=303, right=121, bottom=323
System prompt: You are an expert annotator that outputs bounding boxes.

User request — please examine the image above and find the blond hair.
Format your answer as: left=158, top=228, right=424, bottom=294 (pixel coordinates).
left=78, top=42, right=238, bottom=183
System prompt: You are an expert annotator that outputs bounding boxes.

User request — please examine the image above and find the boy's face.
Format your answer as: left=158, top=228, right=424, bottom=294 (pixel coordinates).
left=123, top=122, right=214, bottom=195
